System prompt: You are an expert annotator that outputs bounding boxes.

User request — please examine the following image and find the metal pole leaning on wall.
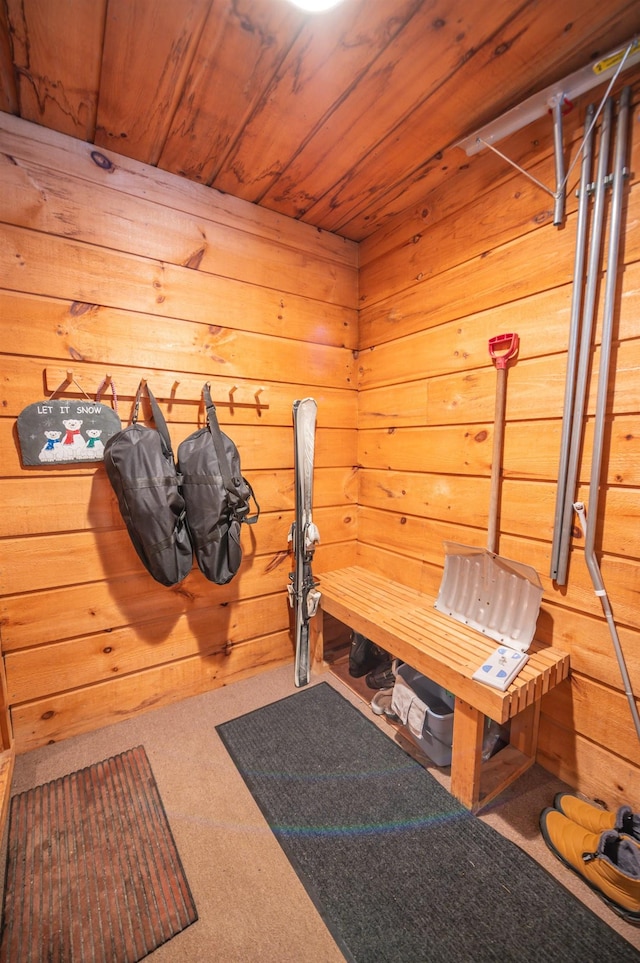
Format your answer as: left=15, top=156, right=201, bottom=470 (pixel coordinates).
left=552, top=97, right=614, bottom=586
left=574, top=87, right=640, bottom=741
left=585, top=87, right=630, bottom=553
left=551, top=97, right=567, bottom=226
left=549, top=103, right=595, bottom=581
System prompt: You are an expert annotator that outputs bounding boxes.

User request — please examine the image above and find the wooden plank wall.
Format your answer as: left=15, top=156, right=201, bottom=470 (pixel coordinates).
left=2, top=72, right=640, bottom=812
left=0, top=112, right=359, bottom=753
left=357, top=71, right=640, bottom=810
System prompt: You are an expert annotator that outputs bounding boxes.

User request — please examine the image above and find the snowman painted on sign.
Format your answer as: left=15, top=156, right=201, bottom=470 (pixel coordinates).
left=58, top=417, right=86, bottom=461
left=39, top=430, right=62, bottom=463
left=80, top=429, right=104, bottom=459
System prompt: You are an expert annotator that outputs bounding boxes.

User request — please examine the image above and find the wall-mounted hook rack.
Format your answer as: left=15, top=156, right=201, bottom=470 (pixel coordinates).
left=44, top=367, right=268, bottom=410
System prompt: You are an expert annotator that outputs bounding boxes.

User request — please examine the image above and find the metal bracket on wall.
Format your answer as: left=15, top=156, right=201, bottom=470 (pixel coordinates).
left=43, top=367, right=269, bottom=411
left=455, top=37, right=640, bottom=227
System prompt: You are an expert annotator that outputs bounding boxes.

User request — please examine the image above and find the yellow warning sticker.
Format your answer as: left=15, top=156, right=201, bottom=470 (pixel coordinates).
left=593, top=40, right=640, bottom=75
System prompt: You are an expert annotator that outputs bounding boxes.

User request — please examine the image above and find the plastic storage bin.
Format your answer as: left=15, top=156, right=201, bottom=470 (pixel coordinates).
left=391, top=664, right=455, bottom=766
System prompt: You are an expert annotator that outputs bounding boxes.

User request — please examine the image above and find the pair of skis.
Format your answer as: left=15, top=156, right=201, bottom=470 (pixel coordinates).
left=288, top=398, right=321, bottom=687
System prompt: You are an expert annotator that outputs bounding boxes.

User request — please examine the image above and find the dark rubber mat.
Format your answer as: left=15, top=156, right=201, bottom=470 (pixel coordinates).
left=217, top=682, right=640, bottom=963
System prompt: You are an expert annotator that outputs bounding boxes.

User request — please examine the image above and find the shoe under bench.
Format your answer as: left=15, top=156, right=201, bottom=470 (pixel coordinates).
left=312, top=565, right=570, bottom=813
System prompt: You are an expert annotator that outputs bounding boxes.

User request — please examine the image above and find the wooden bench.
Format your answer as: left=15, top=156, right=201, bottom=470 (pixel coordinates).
left=312, top=566, right=570, bottom=812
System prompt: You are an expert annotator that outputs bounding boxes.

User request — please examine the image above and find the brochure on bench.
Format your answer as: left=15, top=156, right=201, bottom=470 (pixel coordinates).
left=473, top=645, right=529, bottom=690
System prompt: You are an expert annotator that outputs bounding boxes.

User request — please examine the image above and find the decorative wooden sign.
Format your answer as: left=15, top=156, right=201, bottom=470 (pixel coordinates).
left=17, top=398, right=121, bottom=466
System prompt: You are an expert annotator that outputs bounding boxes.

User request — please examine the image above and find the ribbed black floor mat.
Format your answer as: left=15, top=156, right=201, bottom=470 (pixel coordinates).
left=217, top=683, right=639, bottom=963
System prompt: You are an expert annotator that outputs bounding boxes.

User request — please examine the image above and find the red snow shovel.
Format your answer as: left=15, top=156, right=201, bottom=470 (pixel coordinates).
left=434, top=333, right=543, bottom=650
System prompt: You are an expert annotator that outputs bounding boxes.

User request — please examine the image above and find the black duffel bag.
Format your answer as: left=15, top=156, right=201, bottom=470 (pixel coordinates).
left=104, top=381, right=193, bottom=586
left=178, top=383, right=259, bottom=585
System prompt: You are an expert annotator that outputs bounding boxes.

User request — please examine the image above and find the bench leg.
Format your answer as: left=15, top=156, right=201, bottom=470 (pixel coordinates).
left=450, top=699, right=541, bottom=812
left=450, top=698, right=484, bottom=811
left=509, top=700, right=540, bottom=757
left=311, top=607, right=324, bottom=670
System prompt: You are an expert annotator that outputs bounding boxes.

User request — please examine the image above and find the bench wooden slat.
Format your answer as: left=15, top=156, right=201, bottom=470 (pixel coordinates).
left=319, top=566, right=568, bottom=724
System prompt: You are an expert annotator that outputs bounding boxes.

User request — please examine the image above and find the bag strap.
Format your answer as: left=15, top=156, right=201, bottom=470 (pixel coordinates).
left=95, top=377, right=119, bottom=414
left=203, top=383, right=236, bottom=491
left=133, top=381, right=175, bottom=460
left=241, top=478, right=260, bottom=525
left=203, top=383, right=259, bottom=524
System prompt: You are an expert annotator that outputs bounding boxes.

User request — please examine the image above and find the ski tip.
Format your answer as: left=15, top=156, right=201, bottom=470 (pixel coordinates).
left=293, top=397, right=318, bottom=413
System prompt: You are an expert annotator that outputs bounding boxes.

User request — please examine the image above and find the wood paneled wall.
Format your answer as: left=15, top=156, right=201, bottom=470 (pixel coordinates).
left=357, top=73, right=640, bottom=810
left=0, top=112, right=359, bottom=753
left=2, top=71, right=640, bottom=811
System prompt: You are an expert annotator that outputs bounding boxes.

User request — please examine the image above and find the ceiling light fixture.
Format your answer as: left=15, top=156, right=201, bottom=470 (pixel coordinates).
left=287, top=0, right=346, bottom=12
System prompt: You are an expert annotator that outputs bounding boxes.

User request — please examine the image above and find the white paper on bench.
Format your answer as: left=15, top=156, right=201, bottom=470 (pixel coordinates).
left=472, top=645, right=529, bottom=691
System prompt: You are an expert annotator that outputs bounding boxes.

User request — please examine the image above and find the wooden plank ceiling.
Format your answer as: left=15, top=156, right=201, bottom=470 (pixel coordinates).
left=0, top=0, right=639, bottom=240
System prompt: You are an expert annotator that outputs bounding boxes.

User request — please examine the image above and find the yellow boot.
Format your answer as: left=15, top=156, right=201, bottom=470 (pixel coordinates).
left=540, top=808, right=640, bottom=923
left=554, top=792, right=640, bottom=840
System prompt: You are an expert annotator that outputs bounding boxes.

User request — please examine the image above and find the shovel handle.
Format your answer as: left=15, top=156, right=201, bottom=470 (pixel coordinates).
left=489, top=333, right=519, bottom=369
left=487, top=333, right=519, bottom=554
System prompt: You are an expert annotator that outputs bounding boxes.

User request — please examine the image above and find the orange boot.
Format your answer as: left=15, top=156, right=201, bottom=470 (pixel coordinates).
left=554, top=792, right=640, bottom=840
left=540, top=808, right=640, bottom=924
